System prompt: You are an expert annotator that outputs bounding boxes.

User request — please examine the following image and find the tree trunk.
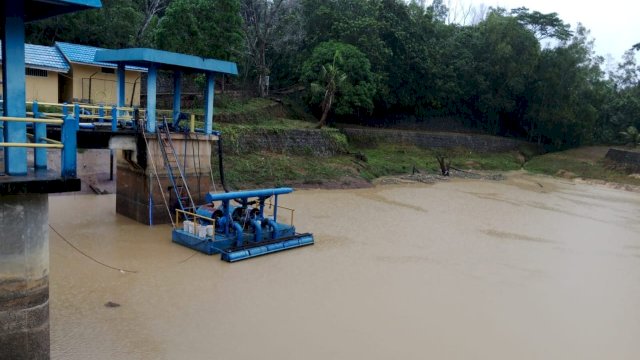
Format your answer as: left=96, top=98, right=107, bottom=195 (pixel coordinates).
left=317, top=93, right=334, bottom=129
left=436, top=155, right=450, bottom=176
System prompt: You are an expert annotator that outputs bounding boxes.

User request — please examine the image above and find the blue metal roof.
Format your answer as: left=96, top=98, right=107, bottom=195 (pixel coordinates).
left=25, top=44, right=70, bottom=72
left=21, top=0, right=102, bottom=22
left=0, top=42, right=70, bottom=73
left=56, top=42, right=147, bottom=71
left=94, top=48, right=238, bottom=75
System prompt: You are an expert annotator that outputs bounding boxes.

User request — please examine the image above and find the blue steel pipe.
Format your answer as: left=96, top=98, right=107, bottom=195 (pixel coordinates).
left=252, top=220, right=263, bottom=242
left=266, top=219, right=279, bottom=239
left=232, top=222, right=244, bottom=247
left=205, top=187, right=293, bottom=202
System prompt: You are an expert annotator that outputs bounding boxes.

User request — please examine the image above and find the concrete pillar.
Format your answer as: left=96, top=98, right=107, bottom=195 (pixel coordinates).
left=1, top=1, right=28, bottom=175
left=0, top=194, right=50, bottom=359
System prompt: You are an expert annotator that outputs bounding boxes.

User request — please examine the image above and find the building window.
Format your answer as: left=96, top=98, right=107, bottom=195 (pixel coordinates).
left=26, top=68, right=48, bottom=77
left=101, top=67, right=115, bottom=74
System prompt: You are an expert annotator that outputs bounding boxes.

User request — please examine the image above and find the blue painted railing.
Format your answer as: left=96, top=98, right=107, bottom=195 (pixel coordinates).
left=28, top=101, right=136, bottom=133
left=0, top=112, right=77, bottom=178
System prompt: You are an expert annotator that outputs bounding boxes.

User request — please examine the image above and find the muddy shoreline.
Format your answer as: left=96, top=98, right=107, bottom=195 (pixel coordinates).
left=48, top=149, right=640, bottom=195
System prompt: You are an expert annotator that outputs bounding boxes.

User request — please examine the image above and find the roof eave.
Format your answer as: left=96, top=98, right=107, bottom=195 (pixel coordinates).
left=67, top=60, right=147, bottom=72
left=95, top=48, right=238, bottom=76
left=23, top=0, right=102, bottom=22
left=27, top=65, right=70, bottom=73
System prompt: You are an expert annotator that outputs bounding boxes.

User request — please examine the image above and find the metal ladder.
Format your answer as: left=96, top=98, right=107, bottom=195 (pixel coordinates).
left=156, top=117, right=196, bottom=213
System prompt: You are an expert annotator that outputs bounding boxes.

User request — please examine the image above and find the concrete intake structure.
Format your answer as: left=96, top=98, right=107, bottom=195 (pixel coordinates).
left=114, top=133, right=215, bottom=225
left=0, top=194, right=50, bottom=359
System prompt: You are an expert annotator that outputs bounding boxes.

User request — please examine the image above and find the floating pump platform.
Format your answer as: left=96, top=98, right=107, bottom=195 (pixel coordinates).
left=172, top=187, right=314, bottom=262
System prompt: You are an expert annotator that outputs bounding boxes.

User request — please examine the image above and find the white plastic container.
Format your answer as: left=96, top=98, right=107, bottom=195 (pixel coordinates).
left=197, top=225, right=207, bottom=239
left=206, top=225, right=214, bottom=236
left=183, top=221, right=192, bottom=232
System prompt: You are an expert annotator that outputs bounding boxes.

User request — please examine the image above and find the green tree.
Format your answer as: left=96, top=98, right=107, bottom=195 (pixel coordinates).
left=470, top=11, right=541, bottom=135
left=26, top=0, right=144, bottom=47
left=525, top=25, right=606, bottom=148
left=301, top=41, right=376, bottom=123
left=301, top=0, right=390, bottom=98
left=510, top=7, right=572, bottom=41
left=607, top=49, right=640, bottom=141
left=620, top=126, right=640, bottom=147
left=135, top=0, right=171, bottom=46
left=155, top=0, right=243, bottom=60
left=310, top=51, right=347, bottom=128
left=240, top=0, right=299, bottom=96
left=426, top=0, right=448, bottom=23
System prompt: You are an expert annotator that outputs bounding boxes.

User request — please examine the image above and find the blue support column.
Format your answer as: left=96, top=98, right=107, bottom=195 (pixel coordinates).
left=111, top=105, right=118, bottom=132
left=203, top=71, right=215, bottom=135
left=116, top=63, right=126, bottom=108
left=2, top=1, right=27, bottom=175
left=61, top=115, right=77, bottom=178
left=116, top=63, right=125, bottom=133
left=73, top=103, right=80, bottom=130
left=146, top=64, right=157, bottom=133
left=33, top=101, right=47, bottom=170
left=98, top=104, right=104, bottom=122
left=172, top=70, right=182, bottom=126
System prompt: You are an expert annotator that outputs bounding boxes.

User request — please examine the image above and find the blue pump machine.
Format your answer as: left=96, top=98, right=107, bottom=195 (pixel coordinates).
left=172, top=187, right=314, bottom=262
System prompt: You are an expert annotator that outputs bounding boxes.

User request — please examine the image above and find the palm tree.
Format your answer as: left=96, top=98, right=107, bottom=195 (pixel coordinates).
left=311, top=51, right=347, bottom=129
left=620, top=126, right=640, bottom=148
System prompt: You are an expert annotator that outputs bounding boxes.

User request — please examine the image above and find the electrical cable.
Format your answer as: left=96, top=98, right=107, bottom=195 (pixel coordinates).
left=49, top=224, right=138, bottom=274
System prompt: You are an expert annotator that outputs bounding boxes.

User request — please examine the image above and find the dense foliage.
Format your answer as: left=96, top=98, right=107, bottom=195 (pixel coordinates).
left=25, top=0, right=640, bottom=149
left=301, top=42, right=376, bottom=119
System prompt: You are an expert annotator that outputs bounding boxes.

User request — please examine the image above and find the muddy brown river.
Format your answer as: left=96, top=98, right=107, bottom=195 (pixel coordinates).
left=49, top=173, right=640, bottom=359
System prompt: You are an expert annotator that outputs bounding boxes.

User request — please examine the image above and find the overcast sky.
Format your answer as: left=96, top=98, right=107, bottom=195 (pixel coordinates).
left=443, top=0, right=638, bottom=62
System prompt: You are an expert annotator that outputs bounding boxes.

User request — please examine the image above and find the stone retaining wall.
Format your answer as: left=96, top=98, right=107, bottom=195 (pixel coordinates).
left=222, top=127, right=536, bottom=158
left=605, top=148, right=640, bottom=172
left=223, top=128, right=347, bottom=157
left=342, top=128, right=532, bottom=153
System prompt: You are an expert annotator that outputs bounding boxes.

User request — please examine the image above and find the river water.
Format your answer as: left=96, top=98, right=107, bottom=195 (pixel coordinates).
left=49, top=173, right=640, bottom=360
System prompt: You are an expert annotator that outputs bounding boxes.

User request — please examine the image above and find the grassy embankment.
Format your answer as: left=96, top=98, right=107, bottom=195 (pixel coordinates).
left=198, top=97, right=640, bottom=188
left=524, top=147, right=640, bottom=186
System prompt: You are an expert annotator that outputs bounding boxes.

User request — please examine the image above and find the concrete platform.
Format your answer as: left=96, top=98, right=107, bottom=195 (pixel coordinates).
left=0, top=169, right=80, bottom=196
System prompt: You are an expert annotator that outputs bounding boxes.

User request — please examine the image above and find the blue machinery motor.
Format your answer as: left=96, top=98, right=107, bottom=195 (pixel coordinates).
left=171, top=187, right=314, bottom=262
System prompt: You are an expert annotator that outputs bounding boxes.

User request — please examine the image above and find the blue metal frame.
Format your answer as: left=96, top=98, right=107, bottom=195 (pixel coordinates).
left=95, top=48, right=238, bottom=75
left=94, top=48, right=238, bottom=134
